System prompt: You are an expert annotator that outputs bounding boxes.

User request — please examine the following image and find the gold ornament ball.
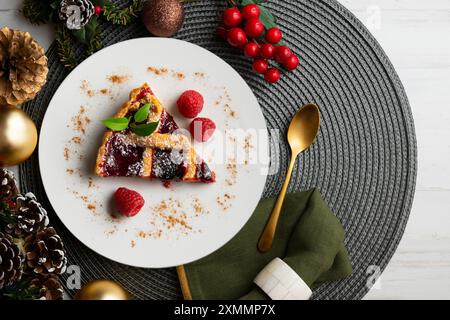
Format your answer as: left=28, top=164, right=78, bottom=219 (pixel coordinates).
left=0, top=107, right=38, bottom=167
left=75, top=280, right=129, bottom=300
left=142, top=0, right=185, bottom=37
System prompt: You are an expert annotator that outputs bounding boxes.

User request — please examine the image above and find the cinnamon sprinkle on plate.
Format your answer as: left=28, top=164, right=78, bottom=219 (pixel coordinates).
left=216, top=193, right=235, bottom=211
left=72, top=106, right=91, bottom=135
left=64, top=147, right=70, bottom=161
left=173, top=72, right=185, bottom=80
left=72, top=136, right=82, bottom=144
left=80, top=80, right=95, bottom=97
left=147, top=66, right=185, bottom=80
left=147, top=66, right=169, bottom=75
left=107, top=74, right=129, bottom=84
left=225, top=158, right=237, bottom=186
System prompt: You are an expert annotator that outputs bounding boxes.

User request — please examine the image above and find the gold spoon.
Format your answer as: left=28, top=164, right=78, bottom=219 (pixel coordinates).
left=258, top=103, right=320, bottom=253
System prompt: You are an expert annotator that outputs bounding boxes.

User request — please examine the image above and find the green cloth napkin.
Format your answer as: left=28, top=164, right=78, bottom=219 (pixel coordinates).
left=179, top=189, right=352, bottom=300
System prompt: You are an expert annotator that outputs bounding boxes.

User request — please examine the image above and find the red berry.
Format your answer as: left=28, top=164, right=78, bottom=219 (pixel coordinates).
left=244, top=42, right=260, bottom=58
left=177, top=90, right=204, bottom=118
left=227, top=28, right=247, bottom=47
left=274, top=46, right=293, bottom=63
left=284, top=54, right=300, bottom=71
left=94, top=5, right=102, bottom=17
left=260, top=43, right=275, bottom=59
left=223, top=7, right=242, bottom=27
left=244, top=19, right=264, bottom=38
left=264, top=68, right=281, bottom=83
left=115, top=187, right=145, bottom=217
left=265, top=27, right=282, bottom=44
left=190, top=117, right=216, bottom=142
left=217, top=26, right=228, bottom=39
left=242, top=4, right=260, bottom=20
left=252, top=59, right=268, bottom=74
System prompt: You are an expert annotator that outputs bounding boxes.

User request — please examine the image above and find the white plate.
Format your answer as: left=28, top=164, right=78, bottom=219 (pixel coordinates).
left=39, top=38, right=269, bottom=268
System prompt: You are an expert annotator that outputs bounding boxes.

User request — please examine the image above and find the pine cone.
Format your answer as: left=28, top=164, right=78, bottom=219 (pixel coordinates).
left=23, top=227, right=67, bottom=275
left=59, top=0, right=95, bottom=30
left=0, top=27, right=48, bottom=106
left=0, top=232, right=24, bottom=289
left=30, top=274, right=64, bottom=300
left=5, top=193, right=49, bottom=238
left=0, top=169, right=18, bottom=201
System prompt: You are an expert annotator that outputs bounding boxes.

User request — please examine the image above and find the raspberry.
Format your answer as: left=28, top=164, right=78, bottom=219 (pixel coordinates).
left=190, top=117, right=216, bottom=142
left=114, top=187, right=145, bottom=217
left=177, top=90, right=204, bottom=118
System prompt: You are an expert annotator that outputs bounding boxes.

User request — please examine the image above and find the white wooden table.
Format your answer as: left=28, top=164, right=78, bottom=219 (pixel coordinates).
left=2, top=0, right=449, bottom=299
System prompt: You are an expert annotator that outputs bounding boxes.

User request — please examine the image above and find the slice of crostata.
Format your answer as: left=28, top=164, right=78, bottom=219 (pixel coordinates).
left=95, top=83, right=215, bottom=183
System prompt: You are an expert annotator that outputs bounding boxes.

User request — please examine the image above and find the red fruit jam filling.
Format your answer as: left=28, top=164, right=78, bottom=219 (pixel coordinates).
left=158, top=109, right=179, bottom=134
left=196, top=160, right=215, bottom=183
left=103, top=133, right=144, bottom=176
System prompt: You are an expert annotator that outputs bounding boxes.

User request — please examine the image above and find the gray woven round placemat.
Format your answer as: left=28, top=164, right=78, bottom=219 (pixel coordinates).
left=19, top=0, right=416, bottom=300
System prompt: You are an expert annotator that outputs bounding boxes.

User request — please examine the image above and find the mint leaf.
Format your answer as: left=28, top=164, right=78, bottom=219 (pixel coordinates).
left=101, top=117, right=129, bottom=131
left=130, top=121, right=159, bottom=137
left=134, top=103, right=150, bottom=123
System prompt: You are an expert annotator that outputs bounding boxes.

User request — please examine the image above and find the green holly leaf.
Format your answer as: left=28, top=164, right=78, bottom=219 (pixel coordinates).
left=130, top=121, right=159, bottom=137
left=258, top=5, right=278, bottom=30
left=239, top=0, right=255, bottom=7
left=72, top=28, right=86, bottom=44
left=101, top=117, right=130, bottom=131
left=85, top=17, right=100, bottom=41
left=134, top=103, right=150, bottom=123
left=71, top=17, right=100, bottom=45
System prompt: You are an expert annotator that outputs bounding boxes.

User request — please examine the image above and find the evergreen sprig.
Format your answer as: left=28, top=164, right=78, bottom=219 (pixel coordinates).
left=86, top=22, right=102, bottom=56
left=55, top=25, right=78, bottom=70
left=21, top=0, right=59, bottom=24
left=103, top=0, right=145, bottom=26
left=72, top=17, right=103, bottom=56
left=21, top=0, right=145, bottom=69
left=0, top=201, right=16, bottom=230
left=1, top=278, right=40, bottom=300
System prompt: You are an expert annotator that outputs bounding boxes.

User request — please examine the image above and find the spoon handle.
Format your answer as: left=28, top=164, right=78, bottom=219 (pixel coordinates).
left=258, top=153, right=297, bottom=253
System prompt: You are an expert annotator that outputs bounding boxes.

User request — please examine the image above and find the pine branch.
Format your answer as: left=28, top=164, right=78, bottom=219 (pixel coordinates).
left=55, top=26, right=78, bottom=70
left=84, top=17, right=103, bottom=56
left=103, top=0, right=145, bottom=26
left=0, top=201, right=16, bottom=230
left=21, top=0, right=59, bottom=24
left=1, top=277, right=40, bottom=300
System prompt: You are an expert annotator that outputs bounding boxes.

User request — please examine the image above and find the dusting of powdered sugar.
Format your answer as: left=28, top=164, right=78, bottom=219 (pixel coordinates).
left=128, top=162, right=143, bottom=176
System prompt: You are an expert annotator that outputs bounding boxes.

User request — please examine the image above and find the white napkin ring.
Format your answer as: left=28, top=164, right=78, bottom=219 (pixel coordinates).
left=254, top=257, right=313, bottom=300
